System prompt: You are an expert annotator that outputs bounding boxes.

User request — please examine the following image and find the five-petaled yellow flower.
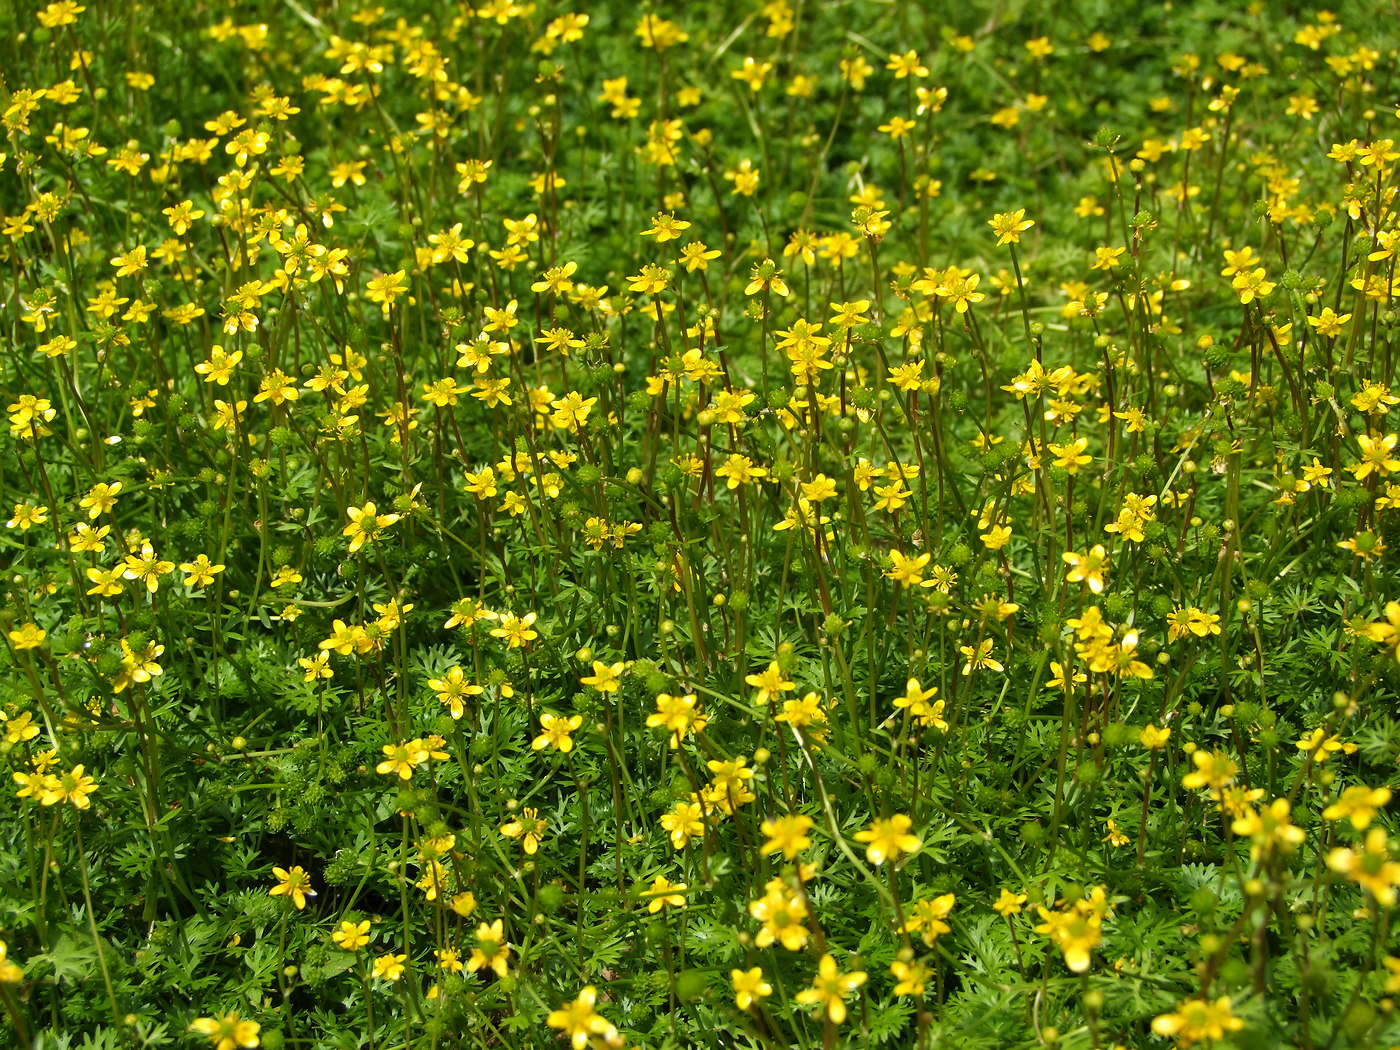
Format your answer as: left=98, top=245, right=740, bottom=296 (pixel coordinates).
left=794, top=953, right=868, bottom=1024
left=1063, top=544, right=1110, bottom=594
left=731, top=966, right=773, bottom=1010
left=372, top=952, right=407, bottom=981
left=343, top=501, right=401, bottom=553
left=581, top=660, right=624, bottom=692
left=642, top=875, right=688, bottom=912
left=1151, top=996, right=1244, bottom=1047
left=761, top=813, right=815, bottom=860
left=533, top=712, right=584, bottom=753
left=269, top=865, right=315, bottom=909
left=332, top=919, right=371, bottom=951
left=8, top=622, right=46, bottom=650
left=465, top=918, right=512, bottom=977
left=988, top=209, right=1035, bottom=246
left=745, top=660, right=795, bottom=704
left=365, top=269, right=409, bottom=313
left=189, top=1011, right=261, bottom=1050
left=500, top=807, right=548, bottom=854
left=547, top=985, right=623, bottom=1050
left=853, top=814, right=921, bottom=865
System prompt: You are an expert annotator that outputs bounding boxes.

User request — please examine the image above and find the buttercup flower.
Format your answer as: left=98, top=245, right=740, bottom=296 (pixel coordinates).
left=269, top=865, right=315, bottom=909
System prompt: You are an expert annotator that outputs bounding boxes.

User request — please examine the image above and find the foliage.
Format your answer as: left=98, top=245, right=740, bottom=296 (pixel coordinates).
left=1, top=1, right=1400, bottom=1048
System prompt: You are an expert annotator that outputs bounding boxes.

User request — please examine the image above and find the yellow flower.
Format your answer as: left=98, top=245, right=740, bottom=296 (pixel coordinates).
left=3, top=710, right=40, bottom=744
left=372, top=953, right=407, bottom=981
left=109, top=244, right=147, bottom=277
left=180, top=554, right=225, bottom=588
left=661, top=800, right=705, bottom=850
left=716, top=453, right=768, bottom=489
left=1151, top=996, right=1244, bottom=1047
left=376, top=741, right=425, bottom=780
left=122, top=543, right=175, bottom=593
left=705, top=756, right=756, bottom=815
left=1323, top=785, right=1392, bottom=829
left=7, top=622, right=46, bottom=650
left=679, top=241, right=720, bottom=271
left=730, top=56, right=773, bottom=92
left=546, top=985, right=622, bottom=1050
left=723, top=158, right=761, bottom=196
left=1062, top=544, right=1110, bottom=594
left=0, top=938, right=23, bottom=983
left=1046, top=661, right=1086, bottom=692
left=980, top=523, right=1012, bottom=550
left=1231, top=267, right=1275, bottom=304
left=467, top=919, right=512, bottom=978
left=67, top=522, right=109, bottom=553
left=1328, top=827, right=1400, bottom=906
left=37, top=2, right=87, bottom=28
left=885, top=50, right=928, bottom=78
left=364, top=270, right=409, bottom=313
left=902, top=893, right=955, bottom=944
left=731, top=966, right=773, bottom=1010
left=853, top=814, right=921, bottom=865
left=580, top=660, right=624, bottom=692
left=892, top=678, right=943, bottom=729
left=83, top=566, right=123, bottom=598
left=1034, top=899, right=1103, bottom=973
left=1102, top=819, right=1130, bottom=847
left=959, top=638, right=1004, bottom=674
left=993, top=888, right=1027, bottom=916
left=500, top=807, right=547, bottom=854
left=760, top=813, right=814, bottom=860
left=794, top=953, right=867, bottom=1024
left=12, top=770, right=50, bottom=803
left=749, top=877, right=809, bottom=950
left=1091, top=245, right=1126, bottom=270
left=530, top=260, right=577, bottom=295
left=269, top=865, right=315, bottom=909
left=1047, top=436, right=1091, bottom=473
left=189, top=1011, right=261, bottom=1050
left=1307, top=307, right=1351, bottom=337
left=891, top=958, right=931, bottom=996
left=886, top=550, right=934, bottom=588
left=1295, top=729, right=1357, bottom=762
left=1231, top=798, right=1305, bottom=859
left=642, top=875, right=687, bottom=913
left=627, top=263, right=671, bottom=295
left=774, top=692, right=832, bottom=741
left=428, top=666, right=483, bottom=719
left=40, top=764, right=98, bottom=809
left=1139, top=724, right=1172, bottom=750
left=343, top=501, right=401, bottom=553
left=744, top=661, right=794, bottom=704
left=253, top=369, right=298, bottom=404
left=828, top=299, right=871, bottom=327
left=840, top=55, right=874, bottom=88
left=988, top=209, right=1035, bottom=246
left=647, top=692, right=707, bottom=747
left=744, top=258, right=789, bottom=297
left=7, top=502, right=48, bottom=530
left=490, top=611, right=538, bottom=648
left=1181, top=750, right=1237, bottom=791
left=873, top=480, right=913, bottom=513
left=533, top=713, right=584, bottom=753
left=80, top=481, right=122, bottom=518
left=332, top=919, right=371, bottom=951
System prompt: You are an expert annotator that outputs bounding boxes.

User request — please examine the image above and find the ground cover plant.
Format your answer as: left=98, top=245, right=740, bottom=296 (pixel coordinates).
left=3, top=0, right=1400, bottom=1047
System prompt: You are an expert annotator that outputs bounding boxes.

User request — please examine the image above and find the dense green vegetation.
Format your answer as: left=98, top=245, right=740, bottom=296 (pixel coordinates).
left=3, top=1, right=1400, bottom=1047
